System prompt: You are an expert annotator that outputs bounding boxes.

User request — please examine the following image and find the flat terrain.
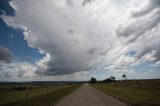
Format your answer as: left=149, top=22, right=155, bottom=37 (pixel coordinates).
left=0, top=84, right=80, bottom=106
left=55, top=84, right=125, bottom=106
left=92, top=80, right=160, bottom=106
left=1, top=80, right=159, bottom=106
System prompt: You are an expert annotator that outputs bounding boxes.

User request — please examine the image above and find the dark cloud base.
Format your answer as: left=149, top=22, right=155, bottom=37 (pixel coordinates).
left=0, top=45, right=12, bottom=63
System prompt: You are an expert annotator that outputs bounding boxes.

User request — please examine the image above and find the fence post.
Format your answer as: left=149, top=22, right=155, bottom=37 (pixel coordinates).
left=26, top=82, right=29, bottom=106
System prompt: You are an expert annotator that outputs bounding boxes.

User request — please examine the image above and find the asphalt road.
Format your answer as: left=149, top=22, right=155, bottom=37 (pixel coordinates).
left=55, top=84, right=126, bottom=106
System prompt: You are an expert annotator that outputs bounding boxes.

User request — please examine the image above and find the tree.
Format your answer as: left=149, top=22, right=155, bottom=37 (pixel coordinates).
left=110, top=76, right=115, bottom=81
left=103, top=78, right=111, bottom=83
left=122, top=74, right=127, bottom=86
left=90, top=77, right=97, bottom=83
left=122, top=74, right=127, bottom=80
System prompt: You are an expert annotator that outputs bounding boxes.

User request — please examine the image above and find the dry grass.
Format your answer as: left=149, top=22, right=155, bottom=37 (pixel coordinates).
left=0, top=84, right=80, bottom=106
left=91, top=79, right=160, bottom=106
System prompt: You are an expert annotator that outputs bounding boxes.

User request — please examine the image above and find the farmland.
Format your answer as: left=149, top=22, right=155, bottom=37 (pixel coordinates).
left=91, top=79, right=160, bottom=106
left=0, top=82, right=80, bottom=106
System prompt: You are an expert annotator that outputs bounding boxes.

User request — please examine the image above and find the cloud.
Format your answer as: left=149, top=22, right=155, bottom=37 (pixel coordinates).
left=0, top=0, right=15, bottom=16
left=116, top=8, right=160, bottom=43
left=0, top=61, right=36, bottom=81
left=116, top=0, right=160, bottom=64
left=81, top=0, right=94, bottom=6
left=87, top=47, right=97, bottom=55
left=0, top=45, right=12, bottom=63
left=1, top=0, right=160, bottom=79
left=131, top=0, right=160, bottom=18
left=3, top=0, right=116, bottom=76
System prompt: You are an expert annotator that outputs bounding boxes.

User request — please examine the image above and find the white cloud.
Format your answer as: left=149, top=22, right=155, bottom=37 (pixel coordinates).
left=1, top=0, right=160, bottom=80
left=0, top=61, right=36, bottom=81
left=116, top=0, right=160, bottom=63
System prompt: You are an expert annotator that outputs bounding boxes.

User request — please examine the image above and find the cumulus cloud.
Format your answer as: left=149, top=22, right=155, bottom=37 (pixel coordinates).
left=116, top=0, right=160, bottom=64
left=131, top=0, right=160, bottom=18
left=0, top=61, right=36, bottom=81
left=3, top=0, right=120, bottom=76
left=117, top=8, right=160, bottom=42
left=1, top=0, right=160, bottom=79
left=0, top=45, right=12, bottom=63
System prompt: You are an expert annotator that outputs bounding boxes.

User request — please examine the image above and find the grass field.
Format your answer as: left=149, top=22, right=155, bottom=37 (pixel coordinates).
left=91, top=79, right=160, bottom=106
left=0, top=84, right=80, bottom=106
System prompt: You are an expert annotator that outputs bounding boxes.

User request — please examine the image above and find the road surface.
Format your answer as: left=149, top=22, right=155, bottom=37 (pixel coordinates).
left=55, top=84, right=126, bottom=106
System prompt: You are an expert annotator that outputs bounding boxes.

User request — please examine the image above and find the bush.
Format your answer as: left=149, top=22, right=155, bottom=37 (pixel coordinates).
left=103, top=78, right=112, bottom=83
left=12, top=86, right=27, bottom=91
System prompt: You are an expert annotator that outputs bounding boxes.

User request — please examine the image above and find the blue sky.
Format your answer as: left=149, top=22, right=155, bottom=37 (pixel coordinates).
left=0, top=0, right=160, bottom=81
left=0, top=0, right=43, bottom=63
left=0, top=19, right=43, bottom=63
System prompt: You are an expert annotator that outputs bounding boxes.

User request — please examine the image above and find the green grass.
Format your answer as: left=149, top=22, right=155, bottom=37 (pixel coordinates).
left=0, top=84, right=80, bottom=106
left=91, top=80, right=160, bottom=106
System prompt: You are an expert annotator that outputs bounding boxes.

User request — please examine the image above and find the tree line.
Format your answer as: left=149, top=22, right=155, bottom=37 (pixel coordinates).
left=89, top=74, right=127, bottom=84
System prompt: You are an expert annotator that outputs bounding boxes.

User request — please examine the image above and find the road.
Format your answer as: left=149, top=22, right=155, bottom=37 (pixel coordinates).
left=55, top=84, right=126, bottom=106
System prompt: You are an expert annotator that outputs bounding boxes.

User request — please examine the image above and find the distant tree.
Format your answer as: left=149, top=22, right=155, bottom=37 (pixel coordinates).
left=90, top=77, right=97, bottom=83
left=103, top=78, right=112, bottom=83
left=110, top=76, right=115, bottom=81
left=122, top=74, right=127, bottom=80
left=122, top=74, right=127, bottom=86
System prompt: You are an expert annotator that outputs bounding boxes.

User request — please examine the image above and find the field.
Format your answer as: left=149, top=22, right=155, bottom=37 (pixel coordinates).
left=91, top=79, right=160, bottom=106
left=0, top=83, right=80, bottom=106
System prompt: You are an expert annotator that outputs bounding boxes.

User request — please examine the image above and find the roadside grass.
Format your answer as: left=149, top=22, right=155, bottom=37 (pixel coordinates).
left=91, top=80, right=160, bottom=106
left=0, top=84, right=80, bottom=106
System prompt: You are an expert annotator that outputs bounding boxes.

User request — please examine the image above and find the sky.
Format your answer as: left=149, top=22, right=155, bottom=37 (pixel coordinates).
left=0, top=0, right=160, bottom=81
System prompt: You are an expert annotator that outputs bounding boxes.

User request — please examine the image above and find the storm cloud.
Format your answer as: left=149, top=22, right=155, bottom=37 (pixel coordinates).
left=0, top=45, right=12, bottom=63
left=2, top=0, right=112, bottom=76
left=1, top=0, right=160, bottom=79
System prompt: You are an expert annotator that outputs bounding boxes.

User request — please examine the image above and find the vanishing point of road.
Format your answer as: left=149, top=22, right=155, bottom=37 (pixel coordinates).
left=55, top=84, right=126, bottom=106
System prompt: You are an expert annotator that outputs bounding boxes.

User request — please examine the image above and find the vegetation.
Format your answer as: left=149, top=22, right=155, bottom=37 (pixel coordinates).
left=0, top=84, right=80, bottom=106
left=91, top=79, right=160, bottom=106
left=90, top=77, right=97, bottom=83
left=103, top=76, right=116, bottom=83
left=122, top=74, right=127, bottom=80
left=110, top=76, right=115, bottom=81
